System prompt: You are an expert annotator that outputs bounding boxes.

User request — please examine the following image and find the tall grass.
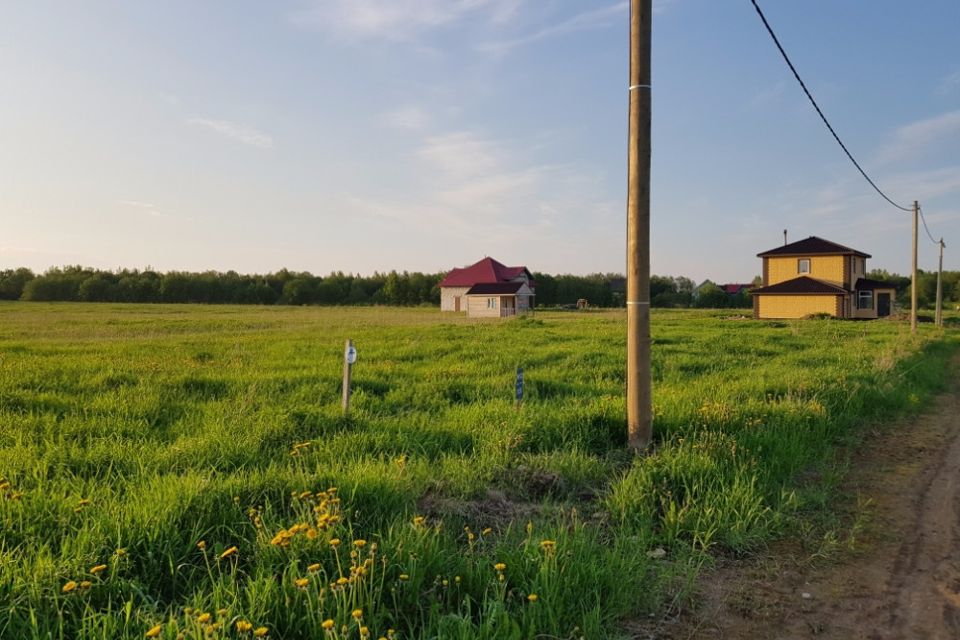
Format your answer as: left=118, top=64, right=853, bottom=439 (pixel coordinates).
left=0, top=303, right=955, bottom=638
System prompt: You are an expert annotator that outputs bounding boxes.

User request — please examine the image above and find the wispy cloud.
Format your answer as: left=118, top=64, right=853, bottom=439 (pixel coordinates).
left=379, top=106, right=429, bottom=131
left=118, top=200, right=168, bottom=219
left=875, top=110, right=960, bottom=165
left=478, top=2, right=627, bottom=56
left=186, top=117, right=274, bottom=148
left=290, top=0, right=521, bottom=42
left=936, top=70, right=960, bottom=95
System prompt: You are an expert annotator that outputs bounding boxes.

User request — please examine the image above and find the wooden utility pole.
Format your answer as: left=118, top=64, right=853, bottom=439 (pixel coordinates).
left=911, top=201, right=918, bottom=333
left=626, top=0, right=652, bottom=452
left=936, top=238, right=945, bottom=327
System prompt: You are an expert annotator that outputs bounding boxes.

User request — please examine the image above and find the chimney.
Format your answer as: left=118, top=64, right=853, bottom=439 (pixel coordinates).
left=783, top=229, right=788, bottom=246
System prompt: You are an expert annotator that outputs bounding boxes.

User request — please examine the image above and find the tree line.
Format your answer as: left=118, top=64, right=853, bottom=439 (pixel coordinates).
left=0, top=266, right=954, bottom=309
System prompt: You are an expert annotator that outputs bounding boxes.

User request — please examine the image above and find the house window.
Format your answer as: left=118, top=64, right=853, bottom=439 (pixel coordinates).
left=798, top=259, right=810, bottom=274
left=858, top=290, right=873, bottom=310
left=487, top=297, right=497, bottom=309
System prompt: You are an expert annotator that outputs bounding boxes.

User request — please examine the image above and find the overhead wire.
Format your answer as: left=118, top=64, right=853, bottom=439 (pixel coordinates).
left=918, top=206, right=941, bottom=246
left=748, top=0, right=914, bottom=214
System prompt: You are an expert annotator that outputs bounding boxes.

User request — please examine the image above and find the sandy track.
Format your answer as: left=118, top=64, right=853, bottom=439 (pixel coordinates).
left=646, top=353, right=960, bottom=640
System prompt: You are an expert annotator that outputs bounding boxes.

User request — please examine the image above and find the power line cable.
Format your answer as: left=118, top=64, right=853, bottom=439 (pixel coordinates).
left=749, top=0, right=913, bottom=213
left=918, top=206, right=940, bottom=245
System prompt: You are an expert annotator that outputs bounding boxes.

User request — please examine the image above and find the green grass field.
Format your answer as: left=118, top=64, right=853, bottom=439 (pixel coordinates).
left=0, top=303, right=956, bottom=639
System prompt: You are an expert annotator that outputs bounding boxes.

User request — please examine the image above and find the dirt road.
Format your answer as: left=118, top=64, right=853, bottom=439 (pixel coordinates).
left=654, top=354, right=960, bottom=640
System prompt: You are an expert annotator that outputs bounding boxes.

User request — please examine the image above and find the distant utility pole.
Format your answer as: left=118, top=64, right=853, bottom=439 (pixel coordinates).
left=626, top=0, right=652, bottom=452
left=936, top=238, right=945, bottom=327
left=911, top=201, right=919, bottom=333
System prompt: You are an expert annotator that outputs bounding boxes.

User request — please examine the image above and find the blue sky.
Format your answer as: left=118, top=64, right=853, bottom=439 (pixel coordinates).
left=1, top=1, right=957, bottom=283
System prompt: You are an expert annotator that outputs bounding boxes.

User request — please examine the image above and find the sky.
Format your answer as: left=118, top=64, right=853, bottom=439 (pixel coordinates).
left=1, top=1, right=958, bottom=283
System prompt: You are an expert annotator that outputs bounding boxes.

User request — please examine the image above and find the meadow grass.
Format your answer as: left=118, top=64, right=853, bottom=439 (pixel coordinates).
left=0, top=303, right=956, bottom=639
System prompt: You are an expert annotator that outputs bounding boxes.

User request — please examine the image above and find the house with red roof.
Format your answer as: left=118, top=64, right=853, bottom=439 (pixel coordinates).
left=750, top=236, right=897, bottom=319
left=439, top=257, right=535, bottom=317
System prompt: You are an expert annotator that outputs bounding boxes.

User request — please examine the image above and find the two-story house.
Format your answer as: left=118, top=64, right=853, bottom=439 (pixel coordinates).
left=750, top=236, right=897, bottom=320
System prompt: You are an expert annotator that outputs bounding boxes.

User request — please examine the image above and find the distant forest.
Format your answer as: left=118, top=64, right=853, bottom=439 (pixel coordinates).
left=0, top=266, right=955, bottom=309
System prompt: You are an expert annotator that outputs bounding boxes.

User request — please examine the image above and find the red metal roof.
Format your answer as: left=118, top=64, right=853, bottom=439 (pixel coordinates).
left=439, top=257, right=533, bottom=288
left=721, top=283, right=753, bottom=294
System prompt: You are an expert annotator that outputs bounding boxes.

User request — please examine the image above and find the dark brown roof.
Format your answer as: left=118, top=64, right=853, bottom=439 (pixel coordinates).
left=750, top=276, right=848, bottom=295
left=466, top=282, right=527, bottom=295
left=758, top=236, right=870, bottom=258
left=854, top=278, right=896, bottom=290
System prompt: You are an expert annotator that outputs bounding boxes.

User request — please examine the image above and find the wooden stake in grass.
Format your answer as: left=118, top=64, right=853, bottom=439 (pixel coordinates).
left=342, top=339, right=357, bottom=415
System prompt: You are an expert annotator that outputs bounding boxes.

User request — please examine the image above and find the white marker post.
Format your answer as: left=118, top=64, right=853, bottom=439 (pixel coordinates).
left=342, top=339, right=357, bottom=416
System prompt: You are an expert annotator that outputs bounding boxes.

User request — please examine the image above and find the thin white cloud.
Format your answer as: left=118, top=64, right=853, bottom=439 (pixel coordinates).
left=876, top=110, right=960, bottom=165
left=118, top=200, right=167, bottom=219
left=186, top=117, right=274, bottom=148
left=290, top=0, right=520, bottom=42
left=478, top=2, right=627, bottom=56
left=379, top=106, right=429, bottom=131
left=936, top=70, right=960, bottom=95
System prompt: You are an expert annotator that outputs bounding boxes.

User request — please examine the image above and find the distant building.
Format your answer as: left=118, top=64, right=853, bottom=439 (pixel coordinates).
left=439, top=257, right=535, bottom=318
left=720, top=283, right=753, bottom=295
left=750, top=236, right=896, bottom=319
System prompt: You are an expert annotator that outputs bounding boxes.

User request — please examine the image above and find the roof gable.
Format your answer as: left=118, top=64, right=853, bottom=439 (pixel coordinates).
left=758, top=236, right=870, bottom=258
left=439, top=257, right=533, bottom=288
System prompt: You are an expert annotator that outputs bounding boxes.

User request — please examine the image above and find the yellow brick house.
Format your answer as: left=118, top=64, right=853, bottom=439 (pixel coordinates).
left=751, top=236, right=897, bottom=319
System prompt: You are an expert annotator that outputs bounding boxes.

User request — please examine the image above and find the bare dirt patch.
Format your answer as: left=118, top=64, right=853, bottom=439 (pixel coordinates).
left=639, top=353, right=960, bottom=640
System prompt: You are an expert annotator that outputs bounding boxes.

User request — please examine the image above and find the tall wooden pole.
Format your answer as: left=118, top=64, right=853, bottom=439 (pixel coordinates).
left=936, top=238, right=944, bottom=327
left=911, top=201, right=918, bottom=333
left=627, top=0, right=652, bottom=452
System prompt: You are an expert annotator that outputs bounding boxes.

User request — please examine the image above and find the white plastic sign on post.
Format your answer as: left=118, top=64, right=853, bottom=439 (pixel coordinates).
left=345, top=344, right=357, bottom=364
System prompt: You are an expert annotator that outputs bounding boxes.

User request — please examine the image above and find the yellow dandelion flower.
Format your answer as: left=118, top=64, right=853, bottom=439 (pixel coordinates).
left=412, top=516, right=425, bottom=527
left=236, top=620, right=253, bottom=633
left=197, top=613, right=212, bottom=624
left=79, top=581, right=93, bottom=590
left=306, top=528, right=318, bottom=540
left=294, top=577, right=309, bottom=588
left=360, top=627, right=370, bottom=638
left=321, top=619, right=335, bottom=630
left=327, top=486, right=338, bottom=493
left=145, top=625, right=162, bottom=638
left=308, top=563, right=321, bottom=573
left=353, top=539, right=367, bottom=548
left=527, top=593, right=539, bottom=602
left=77, top=498, right=91, bottom=506
left=336, top=576, right=349, bottom=586
left=540, top=539, right=556, bottom=548
left=115, top=548, right=127, bottom=556
left=398, top=574, right=409, bottom=581
left=494, top=562, right=506, bottom=571
left=253, top=627, right=269, bottom=637
left=299, top=491, right=312, bottom=499
left=62, top=581, right=78, bottom=593
left=329, top=538, right=341, bottom=548
left=454, top=576, right=461, bottom=584
left=220, top=546, right=239, bottom=560
left=481, top=528, right=492, bottom=535
left=351, top=608, right=363, bottom=620
left=90, top=564, right=107, bottom=575
left=196, top=540, right=207, bottom=551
